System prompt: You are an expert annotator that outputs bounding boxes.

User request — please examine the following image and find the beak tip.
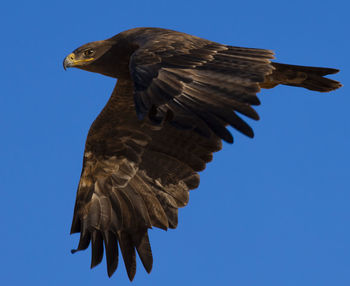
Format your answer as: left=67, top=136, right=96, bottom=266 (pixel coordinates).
left=63, top=59, right=67, bottom=71
left=63, top=53, right=75, bottom=71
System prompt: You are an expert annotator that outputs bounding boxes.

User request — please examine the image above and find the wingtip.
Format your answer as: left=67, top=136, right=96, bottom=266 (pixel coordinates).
left=224, top=136, right=234, bottom=144
left=144, top=262, right=153, bottom=274
left=222, top=131, right=234, bottom=144
left=126, top=269, right=136, bottom=282
left=107, top=266, right=117, bottom=278
left=329, top=68, right=340, bottom=75
left=247, top=129, right=255, bottom=139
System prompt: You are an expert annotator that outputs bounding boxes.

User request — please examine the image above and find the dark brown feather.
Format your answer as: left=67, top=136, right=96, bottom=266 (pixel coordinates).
left=261, top=62, right=342, bottom=91
left=118, top=232, right=136, bottom=281
left=91, top=231, right=104, bottom=268
left=129, top=39, right=272, bottom=142
left=133, top=231, right=153, bottom=273
left=103, top=231, right=119, bottom=277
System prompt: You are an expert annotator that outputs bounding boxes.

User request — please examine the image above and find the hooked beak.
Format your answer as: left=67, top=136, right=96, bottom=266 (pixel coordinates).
left=63, top=53, right=94, bottom=70
left=63, top=53, right=75, bottom=70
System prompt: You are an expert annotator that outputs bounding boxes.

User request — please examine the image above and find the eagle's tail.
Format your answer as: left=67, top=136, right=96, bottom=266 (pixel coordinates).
left=260, top=62, right=342, bottom=92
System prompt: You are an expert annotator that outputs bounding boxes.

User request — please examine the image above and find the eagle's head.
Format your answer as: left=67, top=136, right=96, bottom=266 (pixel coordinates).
left=63, top=39, right=129, bottom=78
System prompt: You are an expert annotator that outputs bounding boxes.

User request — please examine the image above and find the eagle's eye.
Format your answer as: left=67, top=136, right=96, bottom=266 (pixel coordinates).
left=83, top=49, right=94, bottom=57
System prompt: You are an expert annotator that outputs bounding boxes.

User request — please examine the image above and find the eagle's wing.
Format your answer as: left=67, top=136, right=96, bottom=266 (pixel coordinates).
left=70, top=79, right=222, bottom=280
left=129, top=35, right=275, bottom=143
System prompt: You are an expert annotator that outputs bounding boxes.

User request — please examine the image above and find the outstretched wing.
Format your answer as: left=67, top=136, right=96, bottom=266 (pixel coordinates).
left=70, top=79, right=222, bottom=281
left=129, top=33, right=274, bottom=143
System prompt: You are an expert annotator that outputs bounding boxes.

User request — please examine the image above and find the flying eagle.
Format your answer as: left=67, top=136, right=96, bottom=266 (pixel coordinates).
left=63, top=27, right=341, bottom=281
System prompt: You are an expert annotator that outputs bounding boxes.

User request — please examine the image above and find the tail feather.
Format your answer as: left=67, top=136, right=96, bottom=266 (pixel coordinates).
left=261, top=62, right=342, bottom=92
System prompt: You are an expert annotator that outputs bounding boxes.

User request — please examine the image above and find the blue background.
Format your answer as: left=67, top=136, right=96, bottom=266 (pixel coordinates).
left=1, top=0, right=349, bottom=285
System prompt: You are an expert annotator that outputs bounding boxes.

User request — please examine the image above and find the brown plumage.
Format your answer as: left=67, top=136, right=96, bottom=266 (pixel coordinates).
left=63, top=27, right=341, bottom=281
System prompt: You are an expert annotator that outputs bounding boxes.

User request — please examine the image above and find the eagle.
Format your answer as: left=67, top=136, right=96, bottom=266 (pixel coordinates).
left=63, top=27, right=341, bottom=281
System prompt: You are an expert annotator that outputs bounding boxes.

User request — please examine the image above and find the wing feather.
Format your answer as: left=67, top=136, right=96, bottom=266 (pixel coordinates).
left=91, top=231, right=104, bottom=268
left=129, top=36, right=274, bottom=142
left=71, top=79, right=222, bottom=280
left=133, top=231, right=153, bottom=273
left=118, top=231, right=136, bottom=281
left=103, top=231, right=119, bottom=277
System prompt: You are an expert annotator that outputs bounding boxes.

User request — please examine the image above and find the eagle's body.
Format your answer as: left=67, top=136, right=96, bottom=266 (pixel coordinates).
left=63, top=27, right=341, bottom=281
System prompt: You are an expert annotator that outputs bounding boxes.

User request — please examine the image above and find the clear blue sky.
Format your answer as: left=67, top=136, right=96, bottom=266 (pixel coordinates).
left=1, top=0, right=349, bottom=285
